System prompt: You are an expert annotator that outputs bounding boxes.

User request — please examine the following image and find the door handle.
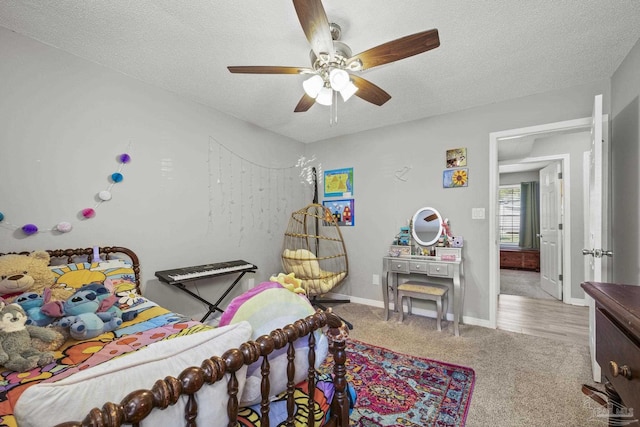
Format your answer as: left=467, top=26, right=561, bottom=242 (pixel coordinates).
left=582, top=248, right=613, bottom=258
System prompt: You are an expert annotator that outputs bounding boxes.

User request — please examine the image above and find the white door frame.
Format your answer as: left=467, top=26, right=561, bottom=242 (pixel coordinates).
left=489, top=117, right=592, bottom=329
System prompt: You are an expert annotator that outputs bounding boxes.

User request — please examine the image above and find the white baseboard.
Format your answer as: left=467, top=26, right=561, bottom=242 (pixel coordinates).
left=567, top=297, right=587, bottom=306
left=323, top=292, right=492, bottom=329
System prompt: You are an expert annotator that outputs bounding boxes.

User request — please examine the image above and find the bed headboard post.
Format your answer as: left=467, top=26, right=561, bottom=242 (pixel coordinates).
left=325, top=311, right=350, bottom=426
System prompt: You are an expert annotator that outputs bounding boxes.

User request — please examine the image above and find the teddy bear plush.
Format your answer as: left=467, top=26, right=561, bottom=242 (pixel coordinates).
left=0, top=251, right=73, bottom=303
left=0, top=302, right=59, bottom=372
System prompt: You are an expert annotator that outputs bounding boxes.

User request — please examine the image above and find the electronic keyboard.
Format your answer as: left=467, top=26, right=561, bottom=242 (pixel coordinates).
left=155, top=260, right=257, bottom=284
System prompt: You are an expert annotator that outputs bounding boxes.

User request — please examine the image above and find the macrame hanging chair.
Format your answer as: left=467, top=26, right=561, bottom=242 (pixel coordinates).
left=281, top=203, right=349, bottom=299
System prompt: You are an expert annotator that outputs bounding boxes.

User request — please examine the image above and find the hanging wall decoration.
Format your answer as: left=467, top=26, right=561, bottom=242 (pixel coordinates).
left=0, top=151, right=131, bottom=236
left=446, top=147, right=467, bottom=168
left=443, top=168, right=468, bottom=188
left=208, top=137, right=321, bottom=241
left=322, top=199, right=355, bottom=226
left=323, top=167, right=353, bottom=198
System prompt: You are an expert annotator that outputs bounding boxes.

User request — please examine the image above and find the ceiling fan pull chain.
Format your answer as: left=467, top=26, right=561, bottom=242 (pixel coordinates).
left=334, top=90, right=338, bottom=124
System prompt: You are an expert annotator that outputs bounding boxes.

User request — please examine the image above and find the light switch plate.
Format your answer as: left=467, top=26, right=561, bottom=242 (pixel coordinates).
left=472, top=208, right=485, bottom=219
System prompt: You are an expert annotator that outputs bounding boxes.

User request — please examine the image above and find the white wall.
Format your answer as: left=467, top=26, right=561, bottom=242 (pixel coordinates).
left=499, top=171, right=539, bottom=186
left=1, top=25, right=623, bottom=325
left=0, top=27, right=308, bottom=317
left=307, top=81, right=610, bottom=323
left=611, top=37, right=640, bottom=285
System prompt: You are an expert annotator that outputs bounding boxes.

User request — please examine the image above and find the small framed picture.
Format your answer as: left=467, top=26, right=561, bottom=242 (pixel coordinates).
left=443, top=168, right=468, bottom=188
left=446, top=148, right=467, bottom=168
left=322, top=199, right=354, bottom=226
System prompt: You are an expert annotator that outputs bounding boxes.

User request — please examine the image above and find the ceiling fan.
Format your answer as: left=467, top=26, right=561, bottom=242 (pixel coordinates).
left=227, top=0, right=440, bottom=113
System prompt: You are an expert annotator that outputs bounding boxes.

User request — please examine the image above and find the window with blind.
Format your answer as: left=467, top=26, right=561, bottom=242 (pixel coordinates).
left=499, top=185, right=520, bottom=245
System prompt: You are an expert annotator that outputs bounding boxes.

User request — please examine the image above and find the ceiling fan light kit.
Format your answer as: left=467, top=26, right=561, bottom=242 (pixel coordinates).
left=303, top=74, right=324, bottom=98
left=328, top=68, right=349, bottom=91
left=338, top=80, right=358, bottom=102
left=316, top=86, right=334, bottom=106
left=227, top=0, right=440, bottom=118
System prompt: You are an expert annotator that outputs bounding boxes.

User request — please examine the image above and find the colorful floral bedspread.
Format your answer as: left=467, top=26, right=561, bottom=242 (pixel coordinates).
left=0, top=301, right=211, bottom=427
left=0, top=260, right=212, bottom=427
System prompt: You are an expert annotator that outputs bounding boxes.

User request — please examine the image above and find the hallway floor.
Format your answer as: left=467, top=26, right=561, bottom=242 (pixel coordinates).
left=497, top=294, right=589, bottom=346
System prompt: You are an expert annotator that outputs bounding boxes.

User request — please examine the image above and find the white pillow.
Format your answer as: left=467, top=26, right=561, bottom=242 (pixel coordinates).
left=15, top=321, right=253, bottom=427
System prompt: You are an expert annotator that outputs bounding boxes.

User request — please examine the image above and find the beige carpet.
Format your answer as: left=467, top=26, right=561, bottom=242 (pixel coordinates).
left=329, top=303, right=608, bottom=427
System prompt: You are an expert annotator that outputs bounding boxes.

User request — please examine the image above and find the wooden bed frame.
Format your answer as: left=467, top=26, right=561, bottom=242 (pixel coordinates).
left=1, top=247, right=350, bottom=427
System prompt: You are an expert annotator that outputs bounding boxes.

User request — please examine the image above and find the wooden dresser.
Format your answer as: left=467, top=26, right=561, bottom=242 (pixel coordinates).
left=499, top=247, right=540, bottom=271
left=582, top=282, right=640, bottom=422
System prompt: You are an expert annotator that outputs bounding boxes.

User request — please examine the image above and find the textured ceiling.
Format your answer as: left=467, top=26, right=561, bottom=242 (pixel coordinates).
left=1, top=1, right=640, bottom=143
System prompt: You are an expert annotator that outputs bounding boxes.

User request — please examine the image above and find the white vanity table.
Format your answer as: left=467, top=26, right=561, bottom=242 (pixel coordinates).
left=383, top=255, right=464, bottom=336
left=384, top=206, right=465, bottom=336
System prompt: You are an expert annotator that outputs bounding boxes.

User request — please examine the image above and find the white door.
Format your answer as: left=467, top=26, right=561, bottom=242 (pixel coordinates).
left=539, top=162, right=563, bottom=300
left=583, top=94, right=611, bottom=382
left=583, top=94, right=609, bottom=281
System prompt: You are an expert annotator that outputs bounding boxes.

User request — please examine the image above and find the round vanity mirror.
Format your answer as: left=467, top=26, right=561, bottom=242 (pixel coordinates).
left=411, top=207, right=443, bottom=247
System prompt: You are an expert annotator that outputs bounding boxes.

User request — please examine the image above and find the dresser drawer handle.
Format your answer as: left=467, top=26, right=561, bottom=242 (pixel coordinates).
left=610, top=361, right=632, bottom=380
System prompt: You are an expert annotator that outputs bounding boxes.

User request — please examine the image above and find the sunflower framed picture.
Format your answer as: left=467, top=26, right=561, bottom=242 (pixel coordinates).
left=443, top=168, right=468, bottom=188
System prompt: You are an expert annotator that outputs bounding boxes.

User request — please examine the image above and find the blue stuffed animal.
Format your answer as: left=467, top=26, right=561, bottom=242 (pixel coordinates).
left=56, top=289, right=123, bottom=340
left=79, top=281, right=137, bottom=322
left=14, top=289, right=55, bottom=327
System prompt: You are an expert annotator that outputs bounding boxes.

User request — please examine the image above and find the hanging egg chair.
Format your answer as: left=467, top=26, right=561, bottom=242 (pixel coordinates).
left=281, top=203, right=349, bottom=297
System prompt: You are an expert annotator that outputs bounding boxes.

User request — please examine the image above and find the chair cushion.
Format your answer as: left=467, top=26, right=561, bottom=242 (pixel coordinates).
left=398, top=281, right=448, bottom=296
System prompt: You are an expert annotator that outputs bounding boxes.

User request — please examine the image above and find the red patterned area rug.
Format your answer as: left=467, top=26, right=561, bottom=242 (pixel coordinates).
left=323, top=339, right=475, bottom=427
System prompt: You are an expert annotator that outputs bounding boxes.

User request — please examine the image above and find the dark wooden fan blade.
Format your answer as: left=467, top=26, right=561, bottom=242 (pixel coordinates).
left=293, top=0, right=334, bottom=58
left=294, top=93, right=316, bottom=112
left=227, top=66, right=311, bottom=74
left=348, top=29, right=440, bottom=70
left=350, top=75, right=391, bottom=106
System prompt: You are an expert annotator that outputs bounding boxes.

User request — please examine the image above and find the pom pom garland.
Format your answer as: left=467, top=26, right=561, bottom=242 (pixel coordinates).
left=98, top=190, right=112, bottom=201
left=22, top=224, right=38, bottom=235
left=81, top=208, right=96, bottom=218
left=0, top=150, right=131, bottom=235
left=55, top=222, right=73, bottom=233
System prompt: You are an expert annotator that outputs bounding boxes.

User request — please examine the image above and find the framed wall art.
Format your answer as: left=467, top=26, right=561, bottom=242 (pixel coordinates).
left=322, top=199, right=355, bottom=226
left=324, top=167, right=353, bottom=197
left=443, top=168, right=468, bottom=188
left=446, top=148, right=467, bottom=168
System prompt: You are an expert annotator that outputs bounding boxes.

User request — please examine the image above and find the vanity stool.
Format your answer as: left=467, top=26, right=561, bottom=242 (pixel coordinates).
left=397, top=280, right=449, bottom=331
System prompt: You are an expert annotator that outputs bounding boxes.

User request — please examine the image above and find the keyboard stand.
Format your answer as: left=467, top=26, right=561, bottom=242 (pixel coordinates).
left=156, top=262, right=257, bottom=323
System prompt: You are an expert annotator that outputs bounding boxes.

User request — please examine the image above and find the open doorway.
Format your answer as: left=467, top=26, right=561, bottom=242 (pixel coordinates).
left=488, top=117, right=594, bottom=329
left=498, top=158, right=565, bottom=302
